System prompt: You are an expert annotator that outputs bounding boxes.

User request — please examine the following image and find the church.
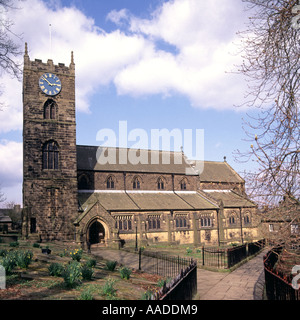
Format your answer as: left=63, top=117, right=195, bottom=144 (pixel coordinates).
left=21, top=44, right=259, bottom=248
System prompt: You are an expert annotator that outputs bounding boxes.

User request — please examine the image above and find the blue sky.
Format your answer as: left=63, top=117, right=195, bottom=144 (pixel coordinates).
left=0, top=0, right=258, bottom=205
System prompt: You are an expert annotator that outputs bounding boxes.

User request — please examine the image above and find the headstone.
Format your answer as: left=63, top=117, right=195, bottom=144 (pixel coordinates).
left=0, top=264, right=6, bottom=290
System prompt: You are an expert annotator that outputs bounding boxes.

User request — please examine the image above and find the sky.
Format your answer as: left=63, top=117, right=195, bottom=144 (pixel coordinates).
left=0, top=0, right=258, bottom=206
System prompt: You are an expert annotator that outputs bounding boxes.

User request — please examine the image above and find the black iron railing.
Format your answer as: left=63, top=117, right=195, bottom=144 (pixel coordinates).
left=150, top=260, right=197, bottom=300
left=264, top=248, right=300, bottom=300
left=140, top=249, right=193, bottom=278
left=201, top=239, right=265, bottom=269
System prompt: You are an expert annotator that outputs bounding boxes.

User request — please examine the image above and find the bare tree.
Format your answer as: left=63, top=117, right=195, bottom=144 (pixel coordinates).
left=0, top=0, right=22, bottom=79
left=235, top=0, right=300, bottom=251
left=5, top=200, right=21, bottom=229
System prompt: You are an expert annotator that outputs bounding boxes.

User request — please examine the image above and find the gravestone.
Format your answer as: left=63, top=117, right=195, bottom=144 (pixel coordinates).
left=0, top=265, right=5, bottom=290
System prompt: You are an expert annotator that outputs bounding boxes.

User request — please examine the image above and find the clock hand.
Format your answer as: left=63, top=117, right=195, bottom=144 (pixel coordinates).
left=41, top=76, right=52, bottom=86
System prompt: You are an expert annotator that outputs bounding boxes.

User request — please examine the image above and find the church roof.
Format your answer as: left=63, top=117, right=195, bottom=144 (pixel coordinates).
left=76, top=145, right=197, bottom=175
left=77, top=190, right=218, bottom=213
left=202, top=190, right=256, bottom=208
left=174, top=191, right=218, bottom=209
left=191, top=160, right=244, bottom=183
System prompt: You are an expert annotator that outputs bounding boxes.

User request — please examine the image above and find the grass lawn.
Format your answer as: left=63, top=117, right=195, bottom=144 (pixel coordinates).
left=124, top=242, right=235, bottom=270
left=0, top=240, right=164, bottom=300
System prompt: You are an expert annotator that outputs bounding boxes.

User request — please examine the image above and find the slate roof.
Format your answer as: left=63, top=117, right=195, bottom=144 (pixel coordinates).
left=77, top=146, right=244, bottom=184
left=174, top=191, right=218, bottom=210
left=202, top=190, right=256, bottom=208
left=77, top=190, right=218, bottom=214
left=191, top=160, right=244, bottom=183
left=77, top=145, right=197, bottom=175
left=127, top=192, right=192, bottom=210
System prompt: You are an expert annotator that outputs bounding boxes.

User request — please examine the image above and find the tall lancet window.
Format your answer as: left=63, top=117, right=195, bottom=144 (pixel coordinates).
left=42, top=140, right=59, bottom=170
left=157, top=177, right=165, bottom=190
left=44, top=99, right=57, bottom=120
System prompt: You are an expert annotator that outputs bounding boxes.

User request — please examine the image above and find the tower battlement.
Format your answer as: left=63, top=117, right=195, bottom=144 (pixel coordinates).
left=23, top=43, right=75, bottom=75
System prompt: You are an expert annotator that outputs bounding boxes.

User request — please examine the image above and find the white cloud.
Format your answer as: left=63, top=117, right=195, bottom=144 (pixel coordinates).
left=0, top=140, right=22, bottom=187
left=106, top=8, right=131, bottom=26
left=0, top=0, right=249, bottom=133
left=0, top=0, right=154, bottom=130
left=0, top=140, right=22, bottom=205
left=0, top=74, right=23, bottom=133
left=113, top=0, right=249, bottom=109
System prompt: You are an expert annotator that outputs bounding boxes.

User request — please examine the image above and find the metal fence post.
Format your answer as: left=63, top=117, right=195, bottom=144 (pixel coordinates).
left=139, top=248, right=141, bottom=270
left=227, top=248, right=230, bottom=269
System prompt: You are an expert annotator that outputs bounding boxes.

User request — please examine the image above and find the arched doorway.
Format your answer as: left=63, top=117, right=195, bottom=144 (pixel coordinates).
left=88, top=220, right=105, bottom=244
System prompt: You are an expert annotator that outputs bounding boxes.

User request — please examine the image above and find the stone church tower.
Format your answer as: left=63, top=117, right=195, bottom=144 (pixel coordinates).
left=22, top=43, right=78, bottom=241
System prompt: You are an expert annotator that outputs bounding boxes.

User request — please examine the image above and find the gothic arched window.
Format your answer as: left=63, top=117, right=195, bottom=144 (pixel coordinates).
left=44, top=99, right=57, bottom=120
left=42, top=140, right=59, bottom=170
left=180, top=178, right=187, bottom=190
left=229, top=215, right=236, bottom=225
left=106, top=176, right=115, bottom=189
left=133, top=177, right=141, bottom=189
left=244, top=214, right=250, bottom=225
left=157, top=177, right=165, bottom=190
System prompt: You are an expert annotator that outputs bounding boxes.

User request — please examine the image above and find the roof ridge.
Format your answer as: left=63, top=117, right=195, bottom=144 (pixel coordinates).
left=77, top=144, right=184, bottom=154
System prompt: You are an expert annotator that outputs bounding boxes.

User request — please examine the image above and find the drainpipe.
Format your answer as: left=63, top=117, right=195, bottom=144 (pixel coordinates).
left=123, top=172, right=126, bottom=192
left=172, top=174, right=175, bottom=192
left=216, top=209, right=220, bottom=247
left=239, top=207, right=244, bottom=244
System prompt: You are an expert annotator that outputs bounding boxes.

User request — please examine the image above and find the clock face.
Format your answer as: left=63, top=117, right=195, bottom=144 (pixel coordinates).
left=39, top=73, right=62, bottom=96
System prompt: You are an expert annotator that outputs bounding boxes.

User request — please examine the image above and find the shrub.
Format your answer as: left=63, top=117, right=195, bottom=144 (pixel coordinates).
left=68, top=248, right=83, bottom=262
left=101, top=278, right=116, bottom=297
left=9, top=241, right=19, bottom=247
left=141, top=289, right=153, bottom=300
left=48, top=263, right=64, bottom=277
left=62, top=261, right=82, bottom=288
left=119, top=267, right=132, bottom=280
left=81, top=265, right=94, bottom=280
left=85, top=259, right=97, bottom=268
left=2, top=252, right=17, bottom=274
left=157, top=277, right=172, bottom=288
left=186, top=247, right=192, bottom=255
left=16, top=250, right=33, bottom=269
left=0, top=249, right=8, bottom=257
left=106, top=260, right=117, bottom=271
left=78, top=288, right=94, bottom=300
left=157, top=279, right=165, bottom=288
left=33, top=243, right=40, bottom=248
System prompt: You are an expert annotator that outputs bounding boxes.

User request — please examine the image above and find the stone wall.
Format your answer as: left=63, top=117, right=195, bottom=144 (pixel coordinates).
left=77, top=170, right=199, bottom=192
